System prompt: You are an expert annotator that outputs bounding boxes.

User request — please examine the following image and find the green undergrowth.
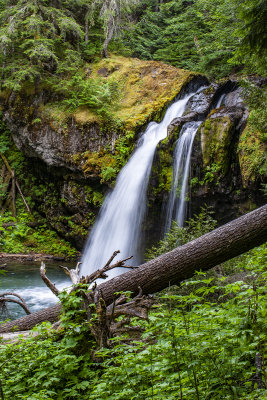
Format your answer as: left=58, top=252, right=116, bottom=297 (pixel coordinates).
left=0, top=245, right=266, bottom=399
left=145, top=206, right=217, bottom=260
left=238, top=81, right=267, bottom=189
left=0, top=211, right=77, bottom=258
left=0, top=208, right=266, bottom=399
left=0, top=114, right=77, bottom=258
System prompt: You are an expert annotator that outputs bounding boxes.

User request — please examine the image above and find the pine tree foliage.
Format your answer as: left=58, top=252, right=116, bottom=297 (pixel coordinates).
left=123, top=0, right=241, bottom=77
left=0, top=0, right=265, bottom=91
left=231, top=0, right=267, bottom=75
left=0, top=0, right=84, bottom=90
left=239, top=0, right=267, bottom=54
left=89, top=0, right=141, bottom=57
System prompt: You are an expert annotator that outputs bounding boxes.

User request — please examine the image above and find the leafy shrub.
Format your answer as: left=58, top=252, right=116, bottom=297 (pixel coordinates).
left=0, top=211, right=77, bottom=257
left=146, top=205, right=217, bottom=260
left=0, top=245, right=266, bottom=399
left=62, top=73, right=119, bottom=120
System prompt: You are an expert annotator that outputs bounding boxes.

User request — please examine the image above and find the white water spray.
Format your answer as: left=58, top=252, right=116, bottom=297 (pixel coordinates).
left=80, top=92, right=196, bottom=278
left=164, top=121, right=201, bottom=232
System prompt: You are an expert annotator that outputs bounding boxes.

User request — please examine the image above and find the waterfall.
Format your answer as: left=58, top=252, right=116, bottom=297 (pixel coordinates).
left=164, top=121, right=201, bottom=232
left=80, top=91, right=196, bottom=278
left=214, top=93, right=225, bottom=108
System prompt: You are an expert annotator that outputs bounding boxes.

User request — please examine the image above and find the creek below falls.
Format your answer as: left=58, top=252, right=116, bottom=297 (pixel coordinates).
left=0, top=263, right=72, bottom=321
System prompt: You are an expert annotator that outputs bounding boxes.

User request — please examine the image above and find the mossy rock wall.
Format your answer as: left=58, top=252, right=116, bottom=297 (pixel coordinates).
left=0, top=57, right=207, bottom=251
left=238, top=124, right=267, bottom=187
left=200, top=115, right=233, bottom=177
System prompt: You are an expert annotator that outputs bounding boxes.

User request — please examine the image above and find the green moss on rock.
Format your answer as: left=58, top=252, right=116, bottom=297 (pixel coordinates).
left=238, top=124, right=267, bottom=186
left=200, top=115, right=233, bottom=180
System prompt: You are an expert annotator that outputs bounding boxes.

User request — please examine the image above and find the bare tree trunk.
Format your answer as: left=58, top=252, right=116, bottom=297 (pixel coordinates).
left=11, top=170, right=16, bottom=218
left=0, top=154, right=31, bottom=214
left=102, top=18, right=115, bottom=58
left=0, top=205, right=266, bottom=333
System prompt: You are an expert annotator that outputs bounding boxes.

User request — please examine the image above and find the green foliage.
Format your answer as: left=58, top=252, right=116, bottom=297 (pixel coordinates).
left=92, top=246, right=267, bottom=400
left=123, top=0, right=240, bottom=78
left=88, top=0, right=140, bottom=56
left=0, top=211, right=77, bottom=257
left=0, top=111, right=10, bottom=153
left=237, top=80, right=267, bottom=187
left=0, top=0, right=265, bottom=99
left=202, top=163, right=221, bottom=185
left=113, top=132, right=135, bottom=169
left=146, top=206, right=217, bottom=260
left=230, top=0, right=267, bottom=75
left=100, top=166, right=117, bottom=183
left=241, top=80, right=267, bottom=133
left=0, top=0, right=88, bottom=91
left=0, top=245, right=266, bottom=399
left=61, top=72, right=120, bottom=119
left=123, top=0, right=266, bottom=78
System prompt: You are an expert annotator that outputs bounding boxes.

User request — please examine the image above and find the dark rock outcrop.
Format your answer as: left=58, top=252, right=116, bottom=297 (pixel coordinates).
left=145, top=79, right=265, bottom=247
left=4, top=113, right=117, bottom=170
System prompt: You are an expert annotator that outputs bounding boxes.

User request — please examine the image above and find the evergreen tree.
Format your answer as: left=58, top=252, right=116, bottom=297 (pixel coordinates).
left=0, top=0, right=84, bottom=91
left=89, top=0, right=140, bottom=57
left=122, top=0, right=241, bottom=77
left=232, top=0, right=267, bottom=75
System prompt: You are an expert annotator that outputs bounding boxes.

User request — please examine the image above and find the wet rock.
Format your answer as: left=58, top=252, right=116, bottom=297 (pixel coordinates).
left=199, top=105, right=246, bottom=174
left=184, top=83, right=218, bottom=116
left=223, top=87, right=244, bottom=108
left=167, top=112, right=199, bottom=137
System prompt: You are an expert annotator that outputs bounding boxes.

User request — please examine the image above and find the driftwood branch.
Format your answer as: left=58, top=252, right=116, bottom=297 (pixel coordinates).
left=59, top=261, right=81, bottom=285
left=0, top=292, right=31, bottom=315
left=40, top=254, right=153, bottom=348
left=15, top=179, right=31, bottom=214
left=0, top=292, right=27, bottom=304
left=0, top=153, right=32, bottom=214
left=81, top=250, right=135, bottom=283
left=0, top=298, right=31, bottom=315
left=40, top=262, right=60, bottom=296
left=86, top=285, right=153, bottom=348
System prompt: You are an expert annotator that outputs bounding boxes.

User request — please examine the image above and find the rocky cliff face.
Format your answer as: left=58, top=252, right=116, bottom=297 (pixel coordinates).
left=0, top=56, right=206, bottom=250
left=146, top=79, right=266, bottom=247
left=0, top=56, right=265, bottom=253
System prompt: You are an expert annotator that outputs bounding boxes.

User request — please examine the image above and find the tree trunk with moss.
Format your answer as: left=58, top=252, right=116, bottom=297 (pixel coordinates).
left=0, top=205, right=266, bottom=333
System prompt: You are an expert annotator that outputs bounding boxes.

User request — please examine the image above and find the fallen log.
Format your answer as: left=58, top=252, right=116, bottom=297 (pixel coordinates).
left=0, top=204, right=266, bottom=333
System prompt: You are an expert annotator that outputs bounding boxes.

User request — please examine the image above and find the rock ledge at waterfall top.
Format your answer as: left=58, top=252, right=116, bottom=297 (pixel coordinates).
left=1, top=55, right=204, bottom=173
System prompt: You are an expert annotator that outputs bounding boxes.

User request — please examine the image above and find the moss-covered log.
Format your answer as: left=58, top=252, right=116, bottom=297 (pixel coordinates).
left=0, top=205, right=266, bottom=333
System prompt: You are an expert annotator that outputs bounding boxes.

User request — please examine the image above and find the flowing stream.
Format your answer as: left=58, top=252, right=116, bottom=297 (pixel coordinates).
left=164, top=121, right=201, bottom=231
left=0, top=263, right=70, bottom=320
left=80, top=91, right=197, bottom=278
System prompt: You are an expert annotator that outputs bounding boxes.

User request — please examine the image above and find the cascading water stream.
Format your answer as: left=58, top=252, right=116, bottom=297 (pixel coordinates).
left=164, top=121, right=201, bottom=232
left=214, top=93, right=225, bottom=108
left=80, top=91, right=197, bottom=278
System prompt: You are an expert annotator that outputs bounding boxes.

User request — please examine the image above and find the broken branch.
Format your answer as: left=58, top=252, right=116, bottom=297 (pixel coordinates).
left=40, top=262, right=60, bottom=297
left=0, top=297, right=31, bottom=315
